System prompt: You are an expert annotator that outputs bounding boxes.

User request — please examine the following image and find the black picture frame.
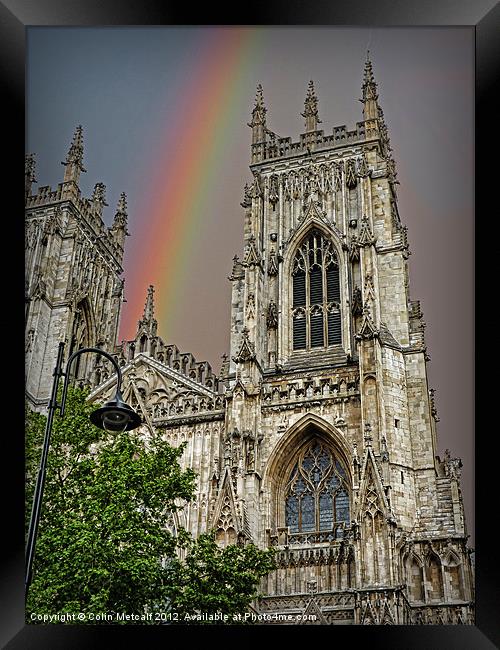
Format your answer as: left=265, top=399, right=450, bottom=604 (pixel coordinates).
left=4, top=1, right=494, bottom=647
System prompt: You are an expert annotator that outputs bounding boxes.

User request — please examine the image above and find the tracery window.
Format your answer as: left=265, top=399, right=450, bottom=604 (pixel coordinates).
left=69, top=300, right=91, bottom=379
left=292, top=230, right=341, bottom=351
left=285, top=439, right=350, bottom=543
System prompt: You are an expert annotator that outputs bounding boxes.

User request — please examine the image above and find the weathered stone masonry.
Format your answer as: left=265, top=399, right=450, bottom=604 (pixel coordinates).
left=25, top=55, right=474, bottom=625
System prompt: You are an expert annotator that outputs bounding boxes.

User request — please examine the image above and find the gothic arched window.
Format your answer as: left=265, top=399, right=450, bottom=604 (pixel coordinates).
left=69, top=299, right=92, bottom=379
left=285, top=439, right=350, bottom=542
left=292, top=230, right=341, bottom=351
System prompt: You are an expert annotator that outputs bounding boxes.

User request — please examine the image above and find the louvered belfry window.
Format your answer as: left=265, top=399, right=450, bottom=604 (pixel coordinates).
left=285, top=439, right=350, bottom=541
left=292, top=230, right=341, bottom=350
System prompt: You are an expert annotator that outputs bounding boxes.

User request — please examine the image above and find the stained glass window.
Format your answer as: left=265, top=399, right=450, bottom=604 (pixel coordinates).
left=292, top=230, right=342, bottom=351
left=285, top=439, right=350, bottom=536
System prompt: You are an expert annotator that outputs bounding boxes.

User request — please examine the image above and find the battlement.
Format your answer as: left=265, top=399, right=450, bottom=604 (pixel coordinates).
left=251, top=119, right=379, bottom=165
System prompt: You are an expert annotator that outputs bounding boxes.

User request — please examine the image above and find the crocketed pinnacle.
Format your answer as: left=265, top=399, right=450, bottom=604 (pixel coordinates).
left=62, top=125, right=86, bottom=170
left=112, top=192, right=128, bottom=229
left=302, top=80, right=322, bottom=132
left=250, top=83, right=267, bottom=127
left=143, top=284, right=155, bottom=322
left=362, top=51, right=378, bottom=102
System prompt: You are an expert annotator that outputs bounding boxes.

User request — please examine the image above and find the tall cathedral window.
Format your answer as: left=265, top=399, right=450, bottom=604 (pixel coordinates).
left=292, top=230, right=341, bottom=351
left=69, top=299, right=91, bottom=379
left=285, top=439, right=350, bottom=542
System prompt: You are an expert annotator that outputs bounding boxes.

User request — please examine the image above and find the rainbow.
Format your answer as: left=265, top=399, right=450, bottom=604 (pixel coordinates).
left=119, top=27, right=261, bottom=343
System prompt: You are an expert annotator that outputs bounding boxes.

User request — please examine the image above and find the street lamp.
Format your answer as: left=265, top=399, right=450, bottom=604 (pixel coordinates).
left=25, top=342, right=141, bottom=599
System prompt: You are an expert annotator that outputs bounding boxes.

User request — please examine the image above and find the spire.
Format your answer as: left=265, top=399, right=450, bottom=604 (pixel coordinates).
left=137, top=284, right=157, bottom=337
left=25, top=153, right=37, bottom=198
left=302, top=80, right=322, bottom=132
left=360, top=53, right=398, bottom=195
left=62, top=125, right=86, bottom=184
left=248, top=84, right=267, bottom=144
left=110, top=192, right=130, bottom=250
left=361, top=51, right=379, bottom=121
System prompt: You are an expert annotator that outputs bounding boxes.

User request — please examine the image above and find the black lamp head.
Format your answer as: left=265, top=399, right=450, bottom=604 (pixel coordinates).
left=90, top=391, right=142, bottom=432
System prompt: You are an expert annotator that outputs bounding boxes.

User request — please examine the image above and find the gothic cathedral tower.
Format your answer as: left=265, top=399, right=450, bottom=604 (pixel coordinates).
left=224, top=57, right=474, bottom=624
left=25, top=126, right=127, bottom=408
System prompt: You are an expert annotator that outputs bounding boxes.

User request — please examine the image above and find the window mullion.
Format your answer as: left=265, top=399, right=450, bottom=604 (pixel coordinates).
left=306, top=262, right=311, bottom=350
left=323, top=261, right=328, bottom=347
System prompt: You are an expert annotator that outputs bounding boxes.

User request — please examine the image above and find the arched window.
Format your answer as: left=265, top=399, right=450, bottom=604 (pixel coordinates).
left=69, top=300, right=92, bottom=379
left=292, top=230, right=341, bottom=351
left=285, top=439, right=350, bottom=543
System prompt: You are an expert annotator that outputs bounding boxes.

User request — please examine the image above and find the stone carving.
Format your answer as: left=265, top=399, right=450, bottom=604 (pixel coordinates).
left=232, top=327, right=256, bottom=363
left=266, top=300, right=278, bottom=329
left=241, top=183, right=252, bottom=208
left=358, top=216, right=376, bottom=247
left=242, top=235, right=262, bottom=268
left=267, top=248, right=280, bottom=276
left=351, top=286, right=363, bottom=316
left=268, top=174, right=279, bottom=209
left=246, top=292, right=255, bottom=320
left=345, top=159, right=357, bottom=188
left=356, top=305, right=379, bottom=340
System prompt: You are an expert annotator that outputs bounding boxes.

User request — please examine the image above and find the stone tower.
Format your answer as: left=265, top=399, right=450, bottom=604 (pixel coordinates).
left=62, top=56, right=473, bottom=625
left=25, top=126, right=128, bottom=408
left=223, top=57, right=474, bottom=623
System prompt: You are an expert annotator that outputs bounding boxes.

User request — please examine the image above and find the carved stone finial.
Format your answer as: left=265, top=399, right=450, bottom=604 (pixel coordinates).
left=136, top=285, right=157, bottom=338
left=62, top=125, right=87, bottom=182
left=248, top=84, right=267, bottom=142
left=362, top=51, right=378, bottom=102
left=302, top=80, right=322, bottom=132
left=110, top=192, right=129, bottom=248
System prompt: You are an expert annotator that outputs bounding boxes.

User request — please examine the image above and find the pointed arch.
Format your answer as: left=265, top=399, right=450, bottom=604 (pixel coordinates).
left=407, top=553, right=425, bottom=602
left=264, top=414, right=352, bottom=544
left=264, top=413, right=352, bottom=487
left=443, top=548, right=464, bottom=601
left=280, top=219, right=348, bottom=360
left=426, top=551, right=444, bottom=602
left=68, top=296, right=97, bottom=380
left=284, top=217, right=344, bottom=270
left=211, top=467, right=242, bottom=547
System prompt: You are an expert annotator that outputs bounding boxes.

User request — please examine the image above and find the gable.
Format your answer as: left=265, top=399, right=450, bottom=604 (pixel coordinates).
left=88, top=353, right=223, bottom=425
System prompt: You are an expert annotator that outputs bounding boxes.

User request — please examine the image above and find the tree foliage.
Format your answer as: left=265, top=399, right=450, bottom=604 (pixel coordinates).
left=25, top=387, right=275, bottom=624
left=166, top=532, right=276, bottom=624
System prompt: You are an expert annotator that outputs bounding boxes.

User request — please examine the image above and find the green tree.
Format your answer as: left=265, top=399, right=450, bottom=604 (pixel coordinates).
left=166, top=532, right=276, bottom=624
left=26, top=386, right=195, bottom=621
left=25, top=387, right=275, bottom=624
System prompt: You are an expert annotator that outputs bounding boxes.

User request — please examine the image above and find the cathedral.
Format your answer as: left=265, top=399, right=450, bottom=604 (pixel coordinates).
left=25, top=56, right=474, bottom=625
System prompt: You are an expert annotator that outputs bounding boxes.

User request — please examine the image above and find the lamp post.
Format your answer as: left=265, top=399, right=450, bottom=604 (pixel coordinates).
left=25, top=341, right=141, bottom=599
